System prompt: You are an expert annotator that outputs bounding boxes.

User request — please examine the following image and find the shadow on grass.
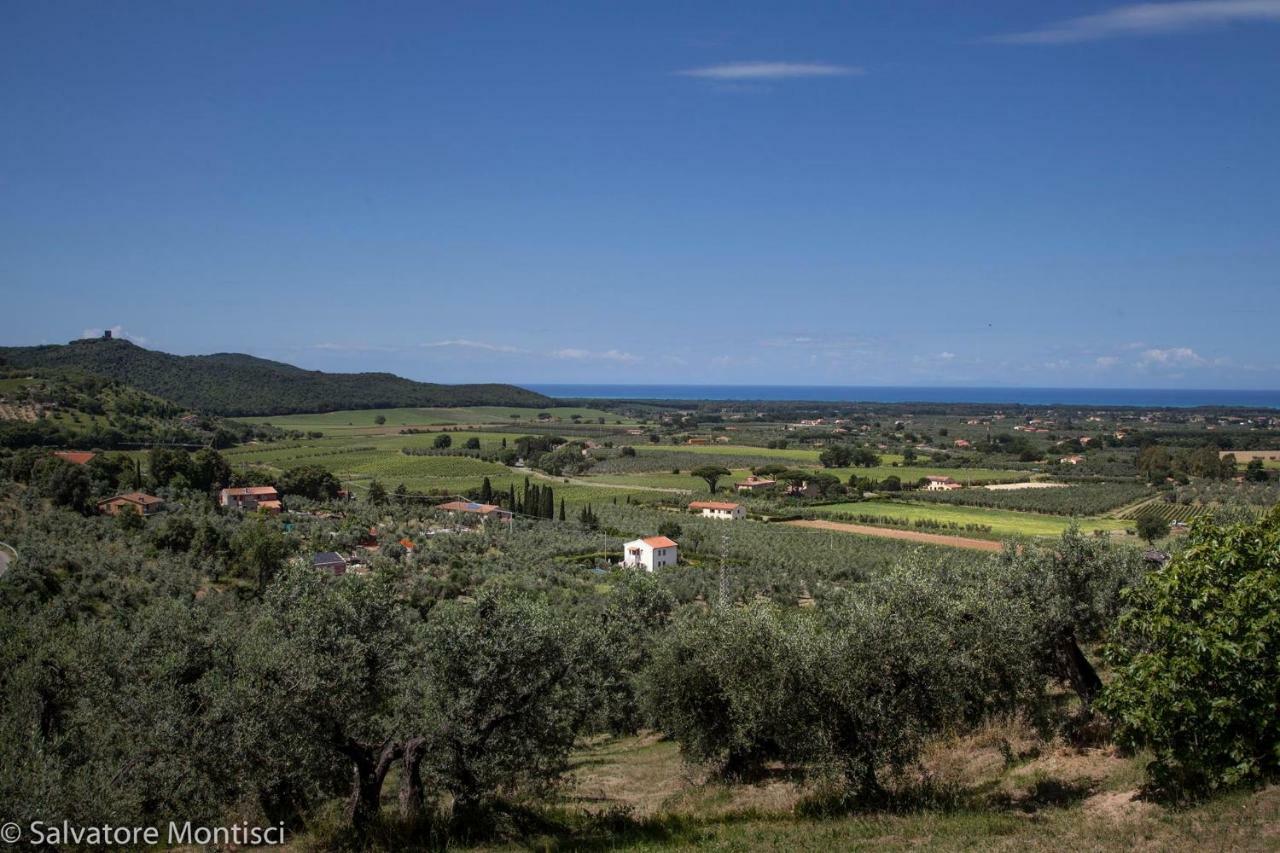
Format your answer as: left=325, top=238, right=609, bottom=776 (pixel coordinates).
left=990, top=777, right=1097, bottom=814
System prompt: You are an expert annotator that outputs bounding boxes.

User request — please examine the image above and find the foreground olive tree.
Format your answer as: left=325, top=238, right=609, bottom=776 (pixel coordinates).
left=642, top=558, right=1043, bottom=794
left=990, top=527, right=1146, bottom=710
left=219, top=567, right=421, bottom=837
left=414, top=591, right=595, bottom=829
left=1100, top=508, right=1280, bottom=800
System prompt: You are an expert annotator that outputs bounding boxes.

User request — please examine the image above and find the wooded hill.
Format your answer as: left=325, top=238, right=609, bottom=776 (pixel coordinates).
left=0, top=338, right=553, bottom=416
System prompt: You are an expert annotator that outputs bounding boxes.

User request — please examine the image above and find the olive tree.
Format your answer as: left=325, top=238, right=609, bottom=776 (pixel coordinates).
left=415, top=590, right=596, bottom=828
left=989, top=526, right=1146, bottom=710
left=218, top=567, right=423, bottom=838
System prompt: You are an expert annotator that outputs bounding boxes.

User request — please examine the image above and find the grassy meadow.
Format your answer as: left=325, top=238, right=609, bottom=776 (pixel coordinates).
left=519, top=732, right=1279, bottom=853
left=237, top=405, right=638, bottom=431
left=814, top=500, right=1130, bottom=538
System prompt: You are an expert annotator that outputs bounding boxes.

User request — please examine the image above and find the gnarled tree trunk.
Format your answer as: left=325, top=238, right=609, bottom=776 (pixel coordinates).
left=342, top=738, right=403, bottom=838
left=1054, top=632, right=1102, bottom=710
left=399, top=736, right=427, bottom=820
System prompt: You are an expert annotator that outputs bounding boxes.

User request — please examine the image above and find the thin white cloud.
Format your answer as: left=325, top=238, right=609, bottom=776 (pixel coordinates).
left=1139, top=346, right=1206, bottom=366
left=677, top=61, right=863, bottom=80
left=309, top=342, right=401, bottom=353
left=938, top=351, right=957, bottom=360
left=550, top=348, right=641, bottom=364
left=990, top=0, right=1280, bottom=44
left=1095, top=355, right=1122, bottom=368
left=420, top=339, right=523, bottom=353
left=81, top=325, right=147, bottom=345
left=761, top=335, right=872, bottom=351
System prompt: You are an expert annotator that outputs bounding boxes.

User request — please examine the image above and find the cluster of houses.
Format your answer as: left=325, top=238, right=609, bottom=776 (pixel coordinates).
left=620, top=497, right=753, bottom=570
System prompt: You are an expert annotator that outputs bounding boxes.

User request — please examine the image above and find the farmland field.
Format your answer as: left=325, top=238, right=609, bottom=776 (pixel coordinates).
left=235, top=405, right=638, bottom=430
left=909, top=481, right=1152, bottom=516
left=812, top=499, right=1130, bottom=538
left=635, top=443, right=909, bottom=465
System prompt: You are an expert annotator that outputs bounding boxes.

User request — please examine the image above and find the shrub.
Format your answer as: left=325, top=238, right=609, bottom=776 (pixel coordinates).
left=1100, top=508, right=1280, bottom=801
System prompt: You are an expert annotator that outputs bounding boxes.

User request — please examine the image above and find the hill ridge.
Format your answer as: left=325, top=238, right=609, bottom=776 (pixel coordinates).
left=0, top=338, right=553, bottom=416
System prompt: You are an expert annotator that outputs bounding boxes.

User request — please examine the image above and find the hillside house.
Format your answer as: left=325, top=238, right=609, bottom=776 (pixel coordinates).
left=312, top=551, right=347, bottom=575
left=219, top=486, right=282, bottom=513
left=785, top=480, right=820, bottom=498
left=689, top=500, right=745, bottom=520
left=923, top=476, right=962, bottom=491
left=735, top=475, right=776, bottom=493
left=1059, top=455, right=1086, bottom=465
left=53, top=450, right=96, bottom=465
left=622, top=536, right=678, bottom=571
left=98, top=492, right=164, bottom=517
left=436, top=500, right=513, bottom=522
left=953, top=439, right=971, bottom=448
left=686, top=437, right=709, bottom=446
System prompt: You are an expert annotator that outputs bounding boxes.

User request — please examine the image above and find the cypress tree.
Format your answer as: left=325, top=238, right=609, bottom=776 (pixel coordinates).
left=559, top=498, right=565, bottom=521
left=481, top=476, right=493, bottom=503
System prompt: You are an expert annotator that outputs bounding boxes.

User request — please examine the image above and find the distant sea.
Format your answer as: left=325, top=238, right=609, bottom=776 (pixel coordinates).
left=527, top=385, right=1280, bottom=410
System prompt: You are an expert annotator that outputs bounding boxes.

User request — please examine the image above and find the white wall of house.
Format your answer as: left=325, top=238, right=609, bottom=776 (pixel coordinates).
left=698, top=506, right=745, bottom=520
left=622, top=540, right=677, bottom=571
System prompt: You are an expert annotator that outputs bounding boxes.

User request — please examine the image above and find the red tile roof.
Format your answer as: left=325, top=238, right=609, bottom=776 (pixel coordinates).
left=221, top=486, right=279, bottom=496
left=53, top=450, right=96, bottom=465
left=100, top=492, right=163, bottom=507
left=642, top=536, right=678, bottom=548
left=689, top=501, right=741, bottom=511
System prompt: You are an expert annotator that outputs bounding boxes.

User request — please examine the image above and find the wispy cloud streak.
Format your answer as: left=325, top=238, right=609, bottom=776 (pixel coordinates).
left=676, top=61, right=862, bottom=80
left=989, top=0, right=1280, bottom=44
left=420, top=339, right=524, bottom=353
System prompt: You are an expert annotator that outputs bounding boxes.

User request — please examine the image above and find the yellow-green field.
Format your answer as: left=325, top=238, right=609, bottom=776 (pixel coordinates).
left=590, top=466, right=1024, bottom=492
left=222, top=431, right=659, bottom=507
left=813, top=500, right=1129, bottom=538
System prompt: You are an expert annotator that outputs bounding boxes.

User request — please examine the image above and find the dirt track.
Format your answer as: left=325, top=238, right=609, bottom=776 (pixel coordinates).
left=783, top=519, right=1004, bottom=552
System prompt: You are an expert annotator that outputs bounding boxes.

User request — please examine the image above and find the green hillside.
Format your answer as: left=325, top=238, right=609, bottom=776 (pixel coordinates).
left=0, top=337, right=553, bottom=416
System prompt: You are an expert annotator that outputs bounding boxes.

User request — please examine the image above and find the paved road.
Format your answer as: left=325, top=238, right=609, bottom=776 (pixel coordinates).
left=784, top=519, right=1004, bottom=553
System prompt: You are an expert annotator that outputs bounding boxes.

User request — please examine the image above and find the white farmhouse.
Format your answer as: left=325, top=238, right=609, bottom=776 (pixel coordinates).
left=923, top=476, right=962, bottom=491
left=622, top=536, right=678, bottom=571
left=689, top=500, right=746, bottom=520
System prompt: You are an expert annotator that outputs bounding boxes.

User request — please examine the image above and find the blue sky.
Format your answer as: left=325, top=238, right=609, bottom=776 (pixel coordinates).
left=3, top=1, right=1278, bottom=388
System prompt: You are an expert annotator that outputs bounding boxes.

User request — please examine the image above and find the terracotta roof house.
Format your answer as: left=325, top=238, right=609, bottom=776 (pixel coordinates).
left=220, top=485, right=282, bottom=512
left=622, top=536, right=678, bottom=571
left=98, top=492, right=164, bottom=516
left=53, top=450, right=96, bottom=466
left=689, top=500, right=746, bottom=520
left=735, top=476, right=776, bottom=493
left=1059, top=455, right=1086, bottom=465
left=436, top=500, right=513, bottom=522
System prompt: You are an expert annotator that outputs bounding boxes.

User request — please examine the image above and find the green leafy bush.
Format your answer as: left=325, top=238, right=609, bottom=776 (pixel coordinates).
left=1100, top=507, right=1280, bottom=800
